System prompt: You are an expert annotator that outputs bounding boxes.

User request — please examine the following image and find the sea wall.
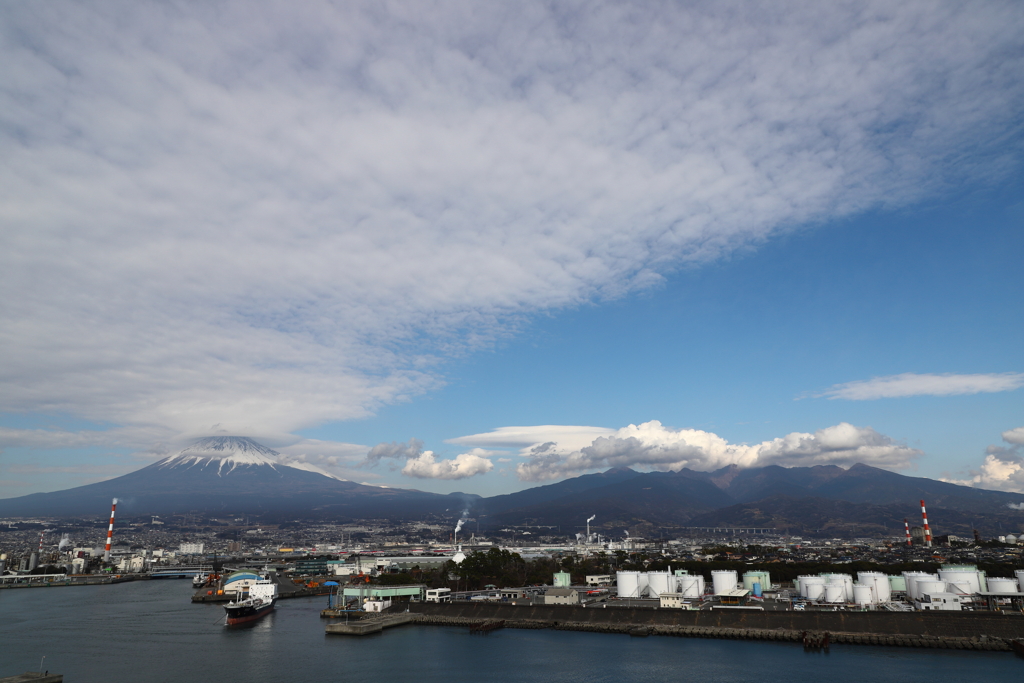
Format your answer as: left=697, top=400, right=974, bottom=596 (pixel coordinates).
left=407, top=602, right=1024, bottom=648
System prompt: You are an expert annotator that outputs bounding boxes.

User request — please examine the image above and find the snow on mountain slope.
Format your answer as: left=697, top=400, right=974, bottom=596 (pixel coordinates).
left=156, top=436, right=347, bottom=480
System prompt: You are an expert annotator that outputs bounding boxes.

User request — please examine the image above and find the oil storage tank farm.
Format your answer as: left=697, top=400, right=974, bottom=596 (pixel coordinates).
left=902, top=572, right=938, bottom=602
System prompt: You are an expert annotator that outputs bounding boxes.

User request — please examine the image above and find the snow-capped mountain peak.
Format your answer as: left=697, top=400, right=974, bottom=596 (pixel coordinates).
left=157, top=436, right=348, bottom=480
left=158, top=436, right=280, bottom=475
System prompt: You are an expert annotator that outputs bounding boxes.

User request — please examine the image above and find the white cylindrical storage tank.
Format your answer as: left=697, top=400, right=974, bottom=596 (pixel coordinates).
left=637, top=572, right=650, bottom=597
left=712, top=570, right=738, bottom=595
left=916, top=581, right=947, bottom=599
left=1015, top=570, right=1024, bottom=590
left=888, top=575, right=907, bottom=593
left=857, top=573, right=891, bottom=603
left=678, top=576, right=700, bottom=598
left=902, top=572, right=936, bottom=601
left=938, top=567, right=982, bottom=595
left=853, top=584, right=874, bottom=606
left=616, top=571, right=640, bottom=598
left=696, top=575, right=707, bottom=595
left=798, top=576, right=824, bottom=598
left=987, top=577, right=1019, bottom=593
left=825, top=574, right=854, bottom=602
left=805, top=582, right=825, bottom=601
left=824, top=583, right=845, bottom=603
left=647, top=571, right=673, bottom=597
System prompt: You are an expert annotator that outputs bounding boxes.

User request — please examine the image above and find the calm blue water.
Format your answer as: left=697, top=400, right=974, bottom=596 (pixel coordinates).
left=0, top=580, right=1019, bottom=682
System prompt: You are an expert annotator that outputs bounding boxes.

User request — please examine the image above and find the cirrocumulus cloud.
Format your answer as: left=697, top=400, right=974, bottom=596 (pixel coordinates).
left=1, top=2, right=1022, bottom=440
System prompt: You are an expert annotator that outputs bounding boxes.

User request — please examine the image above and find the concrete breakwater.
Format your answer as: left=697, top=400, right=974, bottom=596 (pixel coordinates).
left=411, top=614, right=1012, bottom=651
left=407, top=603, right=1023, bottom=652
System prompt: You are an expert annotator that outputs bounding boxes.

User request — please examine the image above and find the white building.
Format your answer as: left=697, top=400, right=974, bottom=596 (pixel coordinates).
left=586, top=575, right=612, bottom=586
left=179, top=543, right=204, bottom=555
left=543, top=588, right=579, bottom=605
left=916, top=592, right=963, bottom=611
left=426, top=588, right=452, bottom=603
left=659, top=592, right=693, bottom=609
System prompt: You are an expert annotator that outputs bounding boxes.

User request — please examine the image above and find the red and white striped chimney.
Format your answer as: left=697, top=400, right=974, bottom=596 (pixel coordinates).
left=38, top=532, right=45, bottom=557
left=920, top=500, right=932, bottom=548
left=904, top=518, right=912, bottom=546
left=103, top=498, right=118, bottom=562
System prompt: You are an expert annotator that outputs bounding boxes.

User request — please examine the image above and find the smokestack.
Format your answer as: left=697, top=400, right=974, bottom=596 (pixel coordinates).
left=904, top=519, right=912, bottom=547
left=104, top=498, right=118, bottom=562
left=920, top=500, right=932, bottom=548
left=38, top=532, right=44, bottom=554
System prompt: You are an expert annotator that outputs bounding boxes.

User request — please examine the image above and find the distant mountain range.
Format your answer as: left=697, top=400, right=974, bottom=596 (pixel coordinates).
left=2, top=437, right=1023, bottom=536
left=0, top=437, right=474, bottom=519
left=475, top=463, right=1024, bottom=536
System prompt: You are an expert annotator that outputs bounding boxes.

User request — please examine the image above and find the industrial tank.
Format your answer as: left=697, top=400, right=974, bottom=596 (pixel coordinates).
left=824, top=583, right=845, bottom=603
left=805, top=582, right=825, bottom=601
left=1015, top=570, right=1024, bottom=591
left=678, top=576, right=701, bottom=598
left=616, top=571, right=641, bottom=598
left=915, top=581, right=948, bottom=599
left=938, top=566, right=982, bottom=595
left=696, top=575, right=707, bottom=595
left=647, top=571, right=673, bottom=597
left=742, top=571, right=771, bottom=592
left=711, top=569, right=738, bottom=595
left=824, top=574, right=854, bottom=601
left=554, top=571, right=571, bottom=588
left=888, top=575, right=907, bottom=593
left=638, top=572, right=650, bottom=597
left=857, top=572, right=891, bottom=603
left=852, top=584, right=874, bottom=606
left=798, top=575, right=825, bottom=599
left=986, top=577, right=1019, bottom=593
left=902, top=572, right=937, bottom=601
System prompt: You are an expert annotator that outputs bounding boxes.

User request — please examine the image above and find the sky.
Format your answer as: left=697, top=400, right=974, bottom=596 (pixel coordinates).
left=1, top=1, right=1022, bottom=500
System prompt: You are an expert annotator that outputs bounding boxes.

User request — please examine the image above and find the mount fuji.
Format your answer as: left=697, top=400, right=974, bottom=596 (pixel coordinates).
left=0, top=436, right=471, bottom=518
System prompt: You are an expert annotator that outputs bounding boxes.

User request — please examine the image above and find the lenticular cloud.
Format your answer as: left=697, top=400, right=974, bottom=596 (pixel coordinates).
left=0, top=1, right=1021, bottom=436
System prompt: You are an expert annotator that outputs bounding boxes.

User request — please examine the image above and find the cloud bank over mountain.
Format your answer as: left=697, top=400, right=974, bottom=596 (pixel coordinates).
left=447, top=420, right=921, bottom=481
left=945, top=427, right=1024, bottom=494
left=2, top=1, right=1022, bottom=442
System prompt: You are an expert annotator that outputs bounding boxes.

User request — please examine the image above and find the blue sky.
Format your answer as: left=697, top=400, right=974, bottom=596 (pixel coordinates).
left=1, top=1, right=1022, bottom=499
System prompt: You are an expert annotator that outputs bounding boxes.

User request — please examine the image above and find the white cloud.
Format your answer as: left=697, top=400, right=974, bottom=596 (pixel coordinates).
left=944, top=427, right=1024, bottom=493
left=453, top=420, right=920, bottom=481
left=401, top=449, right=494, bottom=480
left=813, top=372, right=1024, bottom=400
left=448, top=426, right=616, bottom=454
left=0, top=3, right=1022, bottom=441
left=1003, top=427, right=1024, bottom=446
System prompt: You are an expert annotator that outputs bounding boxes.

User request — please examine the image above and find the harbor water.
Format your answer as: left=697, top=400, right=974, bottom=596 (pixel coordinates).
left=0, top=581, right=1020, bottom=682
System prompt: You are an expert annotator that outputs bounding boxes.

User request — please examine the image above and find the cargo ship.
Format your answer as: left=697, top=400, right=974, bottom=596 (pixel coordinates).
left=224, top=577, right=278, bottom=625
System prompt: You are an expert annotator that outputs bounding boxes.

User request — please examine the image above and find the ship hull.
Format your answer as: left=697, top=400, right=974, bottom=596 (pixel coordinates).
left=225, top=599, right=276, bottom=625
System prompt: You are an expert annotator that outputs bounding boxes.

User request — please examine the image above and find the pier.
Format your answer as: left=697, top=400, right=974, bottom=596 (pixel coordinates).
left=325, top=613, right=417, bottom=636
